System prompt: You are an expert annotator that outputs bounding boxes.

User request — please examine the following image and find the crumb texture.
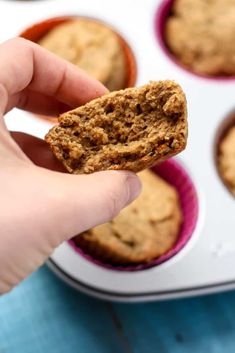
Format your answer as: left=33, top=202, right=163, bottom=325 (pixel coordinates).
left=74, top=170, right=182, bottom=265
left=39, top=19, right=126, bottom=91
left=45, top=81, right=187, bottom=174
left=218, top=126, right=235, bottom=195
left=165, top=0, right=235, bottom=76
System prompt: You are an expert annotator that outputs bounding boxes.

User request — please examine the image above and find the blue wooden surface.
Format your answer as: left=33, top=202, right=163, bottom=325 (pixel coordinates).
left=1, top=267, right=235, bottom=352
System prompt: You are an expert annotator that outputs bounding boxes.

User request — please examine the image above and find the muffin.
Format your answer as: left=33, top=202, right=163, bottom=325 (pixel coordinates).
left=73, top=169, right=182, bottom=265
left=45, top=80, right=187, bottom=174
left=38, top=19, right=127, bottom=90
left=165, top=0, right=235, bottom=76
left=218, top=125, right=235, bottom=195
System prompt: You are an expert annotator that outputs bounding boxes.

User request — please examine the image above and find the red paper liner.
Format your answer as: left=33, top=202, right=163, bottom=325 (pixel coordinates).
left=19, top=15, right=137, bottom=123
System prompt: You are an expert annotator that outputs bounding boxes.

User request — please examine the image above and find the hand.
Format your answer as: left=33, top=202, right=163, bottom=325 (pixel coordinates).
left=0, top=38, right=141, bottom=294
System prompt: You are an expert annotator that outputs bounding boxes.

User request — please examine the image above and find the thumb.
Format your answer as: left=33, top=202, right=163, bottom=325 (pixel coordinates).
left=8, top=131, right=142, bottom=245
left=46, top=169, right=142, bottom=243
left=0, top=165, right=141, bottom=294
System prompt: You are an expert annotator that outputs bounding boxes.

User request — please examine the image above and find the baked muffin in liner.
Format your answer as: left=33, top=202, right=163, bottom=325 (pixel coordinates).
left=19, top=15, right=137, bottom=122
left=155, top=0, right=235, bottom=80
left=70, top=159, right=199, bottom=271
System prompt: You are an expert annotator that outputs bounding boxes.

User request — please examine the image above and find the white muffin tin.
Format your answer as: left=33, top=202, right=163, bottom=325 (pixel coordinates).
left=1, top=0, right=235, bottom=302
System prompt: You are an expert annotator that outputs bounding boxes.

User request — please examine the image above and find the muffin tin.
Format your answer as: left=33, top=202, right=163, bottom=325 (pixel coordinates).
left=1, top=0, right=235, bottom=302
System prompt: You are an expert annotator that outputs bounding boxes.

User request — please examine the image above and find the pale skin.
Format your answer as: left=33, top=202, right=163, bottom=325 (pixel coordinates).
left=0, top=38, right=141, bottom=294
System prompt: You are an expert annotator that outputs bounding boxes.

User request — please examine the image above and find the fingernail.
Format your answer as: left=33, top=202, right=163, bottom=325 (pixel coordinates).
left=126, top=174, right=142, bottom=205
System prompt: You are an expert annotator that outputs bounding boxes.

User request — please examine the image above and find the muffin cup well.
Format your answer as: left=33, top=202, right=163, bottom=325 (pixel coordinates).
left=69, top=159, right=199, bottom=271
left=19, top=15, right=137, bottom=123
left=154, top=0, right=235, bottom=81
left=215, top=111, right=235, bottom=197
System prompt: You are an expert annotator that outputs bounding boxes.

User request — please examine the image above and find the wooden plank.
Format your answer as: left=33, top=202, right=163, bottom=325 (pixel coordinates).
left=0, top=267, right=128, bottom=353
left=1, top=266, right=235, bottom=353
left=113, top=292, right=235, bottom=353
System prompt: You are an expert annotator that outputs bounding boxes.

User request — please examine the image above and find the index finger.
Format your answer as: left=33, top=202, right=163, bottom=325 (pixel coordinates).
left=0, top=37, right=108, bottom=114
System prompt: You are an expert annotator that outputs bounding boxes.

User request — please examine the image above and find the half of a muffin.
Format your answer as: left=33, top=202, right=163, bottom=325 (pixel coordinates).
left=45, top=80, right=187, bottom=174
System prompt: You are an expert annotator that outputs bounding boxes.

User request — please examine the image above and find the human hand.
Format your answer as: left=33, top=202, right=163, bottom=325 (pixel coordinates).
left=0, top=38, right=141, bottom=294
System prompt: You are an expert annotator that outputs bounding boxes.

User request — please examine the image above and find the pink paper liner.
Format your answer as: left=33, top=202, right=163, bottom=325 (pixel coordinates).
left=154, top=0, right=235, bottom=82
left=69, top=158, right=199, bottom=271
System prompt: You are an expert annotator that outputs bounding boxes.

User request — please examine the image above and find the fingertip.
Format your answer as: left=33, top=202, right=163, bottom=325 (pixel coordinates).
left=89, top=169, right=142, bottom=208
left=43, top=169, right=142, bottom=238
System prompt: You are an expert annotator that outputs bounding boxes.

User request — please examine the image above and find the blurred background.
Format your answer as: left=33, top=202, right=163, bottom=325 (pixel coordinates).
left=1, top=0, right=235, bottom=352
